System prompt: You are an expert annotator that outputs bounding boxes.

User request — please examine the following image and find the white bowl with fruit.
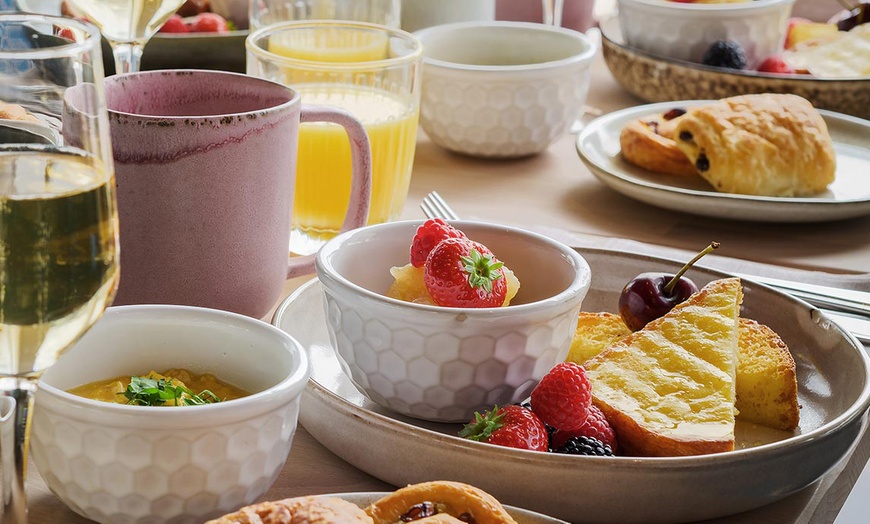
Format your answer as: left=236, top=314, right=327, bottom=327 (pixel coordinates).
left=617, top=0, right=795, bottom=68
left=314, top=219, right=592, bottom=423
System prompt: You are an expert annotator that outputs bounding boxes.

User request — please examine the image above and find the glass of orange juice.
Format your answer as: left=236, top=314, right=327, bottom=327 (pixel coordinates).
left=247, top=21, right=422, bottom=254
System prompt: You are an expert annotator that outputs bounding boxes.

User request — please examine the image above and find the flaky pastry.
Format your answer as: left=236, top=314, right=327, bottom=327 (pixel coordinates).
left=672, top=94, right=836, bottom=197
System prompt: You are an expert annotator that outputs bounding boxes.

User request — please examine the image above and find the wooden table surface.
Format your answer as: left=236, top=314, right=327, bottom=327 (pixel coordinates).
left=25, top=47, right=870, bottom=523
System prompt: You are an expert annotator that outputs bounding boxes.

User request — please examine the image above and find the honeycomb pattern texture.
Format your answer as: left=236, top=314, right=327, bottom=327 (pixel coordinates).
left=420, top=68, right=591, bottom=158
left=323, top=292, right=578, bottom=423
left=31, top=399, right=301, bottom=524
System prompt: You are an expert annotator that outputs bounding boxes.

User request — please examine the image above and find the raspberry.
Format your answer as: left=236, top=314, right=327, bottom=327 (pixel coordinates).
left=757, top=55, right=795, bottom=75
left=549, top=404, right=618, bottom=453
left=555, top=436, right=614, bottom=457
left=530, top=362, right=592, bottom=431
left=410, top=218, right=466, bottom=267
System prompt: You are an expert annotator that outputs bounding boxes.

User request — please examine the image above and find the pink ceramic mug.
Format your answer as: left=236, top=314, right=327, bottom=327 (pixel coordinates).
left=67, top=70, right=371, bottom=319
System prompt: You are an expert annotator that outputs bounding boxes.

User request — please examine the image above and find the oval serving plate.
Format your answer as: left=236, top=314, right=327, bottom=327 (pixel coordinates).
left=599, top=14, right=870, bottom=121
left=575, top=101, right=870, bottom=223
left=273, top=248, right=870, bottom=524
left=325, top=492, right=566, bottom=524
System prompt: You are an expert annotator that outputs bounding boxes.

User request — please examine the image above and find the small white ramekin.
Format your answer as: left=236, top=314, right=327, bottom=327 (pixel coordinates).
left=414, top=21, right=597, bottom=158
left=315, top=220, right=592, bottom=423
left=31, top=305, right=310, bottom=524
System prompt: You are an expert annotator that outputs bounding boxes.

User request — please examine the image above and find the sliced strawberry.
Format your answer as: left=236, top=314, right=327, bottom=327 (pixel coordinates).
left=424, top=237, right=506, bottom=308
left=460, top=405, right=548, bottom=452
left=410, top=218, right=465, bottom=267
left=757, top=55, right=795, bottom=75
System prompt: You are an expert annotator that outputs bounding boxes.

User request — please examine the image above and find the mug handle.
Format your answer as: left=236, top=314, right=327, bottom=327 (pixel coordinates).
left=286, top=104, right=373, bottom=279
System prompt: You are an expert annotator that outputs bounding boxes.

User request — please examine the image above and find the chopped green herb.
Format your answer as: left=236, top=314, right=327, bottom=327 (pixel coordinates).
left=121, top=375, right=223, bottom=406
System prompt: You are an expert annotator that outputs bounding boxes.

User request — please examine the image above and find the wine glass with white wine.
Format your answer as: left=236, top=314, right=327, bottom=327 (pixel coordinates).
left=0, top=14, right=119, bottom=523
left=64, top=0, right=187, bottom=74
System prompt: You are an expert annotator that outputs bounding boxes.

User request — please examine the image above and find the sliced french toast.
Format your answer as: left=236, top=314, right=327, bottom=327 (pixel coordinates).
left=568, top=311, right=799, bottom=431
left=584, top=278, right=743, bottom=457
left=734, top=318, right=799, bottom=431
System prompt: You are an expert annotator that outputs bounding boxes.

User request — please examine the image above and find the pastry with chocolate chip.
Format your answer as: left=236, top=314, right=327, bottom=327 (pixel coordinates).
left=673, top=94, right=836, bottom=197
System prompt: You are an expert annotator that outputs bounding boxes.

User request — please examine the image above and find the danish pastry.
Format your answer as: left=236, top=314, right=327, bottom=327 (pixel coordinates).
left=205, top=495, right=374, bottom=524
left=365, top=481, right=517, bottom=524
left=672, top=94, right=836, bottom=197
left=619, top=107, right=698, bottom=176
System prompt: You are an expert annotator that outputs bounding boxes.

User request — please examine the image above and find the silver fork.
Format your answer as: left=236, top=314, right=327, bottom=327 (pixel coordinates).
left=419, top=191, right=870, bottom=343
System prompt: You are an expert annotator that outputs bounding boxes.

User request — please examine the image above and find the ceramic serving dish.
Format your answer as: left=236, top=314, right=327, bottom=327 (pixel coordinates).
left=600, top=14, right=870, bottom=120
left=274, top=248, right=870, bottom=524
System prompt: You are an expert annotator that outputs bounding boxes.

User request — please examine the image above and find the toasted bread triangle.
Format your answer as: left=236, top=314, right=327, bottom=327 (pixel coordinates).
left=585, top=278, right=743, bottom=456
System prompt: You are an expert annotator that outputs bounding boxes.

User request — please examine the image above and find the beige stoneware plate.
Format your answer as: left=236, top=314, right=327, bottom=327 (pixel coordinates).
left=599, top=15, right=870, bottom=120
left=575, top=101, right=870, bottom=222
left=324, top=492, right=566, bottom=523
left=273, top=248, right=870, bottom=524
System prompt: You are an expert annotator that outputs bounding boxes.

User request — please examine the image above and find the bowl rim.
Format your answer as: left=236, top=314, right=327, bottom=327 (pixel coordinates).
left=315, top=219, right=592, bottom=315
left=413, top=20, right=597, bottom=73
left=617, top=0, right=795, bottom=12
left=35, top=304, right=310, bottom=423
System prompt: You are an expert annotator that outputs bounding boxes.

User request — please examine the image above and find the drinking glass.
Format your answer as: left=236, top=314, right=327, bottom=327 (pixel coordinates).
left=247, top=21, right=421, bottom=255
left=0, top=14, right=119, bottom=522
left=64, top=0, right=185, bottom=73
left=249, top=0, right=400, bottom=30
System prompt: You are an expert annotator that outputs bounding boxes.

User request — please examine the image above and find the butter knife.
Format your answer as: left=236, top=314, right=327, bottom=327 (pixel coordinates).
left=735, top=273, right=870, bottom=319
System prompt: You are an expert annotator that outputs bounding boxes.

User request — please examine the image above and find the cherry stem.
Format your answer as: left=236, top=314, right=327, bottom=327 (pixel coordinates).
left=837, top=0, right=857, bottom=11
left=663, top=242, right=720, bottom=295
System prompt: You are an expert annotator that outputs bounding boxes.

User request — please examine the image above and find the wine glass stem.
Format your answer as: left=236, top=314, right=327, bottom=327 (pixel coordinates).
left=111, top=43, right=144, bottom=75
left=0, top=378, right=36, bottom=524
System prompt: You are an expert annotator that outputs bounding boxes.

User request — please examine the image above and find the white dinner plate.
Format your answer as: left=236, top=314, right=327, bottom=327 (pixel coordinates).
left=322, top=492, right=566, bottom=523
left=273, top=248, right=870, bottom=524
left=575, top=101, right=870, bottom=223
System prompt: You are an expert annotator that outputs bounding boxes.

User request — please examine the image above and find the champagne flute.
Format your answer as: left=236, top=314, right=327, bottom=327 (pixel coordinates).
left=0, top=14, right=119, bottom=522
left=541, top=0, right=565, bottom=26
left=64, top=0, right=186, bottom=74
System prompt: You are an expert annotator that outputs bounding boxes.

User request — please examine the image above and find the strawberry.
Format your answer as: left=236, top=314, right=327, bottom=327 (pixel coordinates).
left=459, top=405, right=548, bottom=452
left=159, top=15, right=189, bottom=34
left=530, top=362, right=592, bottom=431
left=410, top=218, right=466, bottom=267
left=549, top=404, right=618, bottom=453
left=424, top=238, right=506, bottom=308
left=188, top=12, right=229, bottom=33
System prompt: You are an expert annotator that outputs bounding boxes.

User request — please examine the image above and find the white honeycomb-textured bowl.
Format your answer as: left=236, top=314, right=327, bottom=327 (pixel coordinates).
left=414, top=21, right=596, bottom=158
left=617, top=0, right=795, bottom=68
left=32, top=305, right=310, bottom=524
left=316, top=220, right=592, bottom=422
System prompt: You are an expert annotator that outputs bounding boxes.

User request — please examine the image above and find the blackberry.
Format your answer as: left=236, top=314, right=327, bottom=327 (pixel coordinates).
left=555, top=436, right=614, bottom=456
left=701, top=40, right=747, bottom=70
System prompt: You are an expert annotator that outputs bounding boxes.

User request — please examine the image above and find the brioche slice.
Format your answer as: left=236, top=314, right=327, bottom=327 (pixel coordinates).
left=365, top=481, right=517, bottom=524
left=566, top=312, right=632, bottom=365
left=584, top=278, right=743, bottom=457
left=735, top=318, right=799, bottom=430
left=568, top=312, right=799, bottom=431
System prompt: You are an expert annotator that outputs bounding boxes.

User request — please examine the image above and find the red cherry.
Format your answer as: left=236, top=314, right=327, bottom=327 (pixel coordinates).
left=618, top=242, right=719, bottom=331
left=159, top=15, right=189, bottom=34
